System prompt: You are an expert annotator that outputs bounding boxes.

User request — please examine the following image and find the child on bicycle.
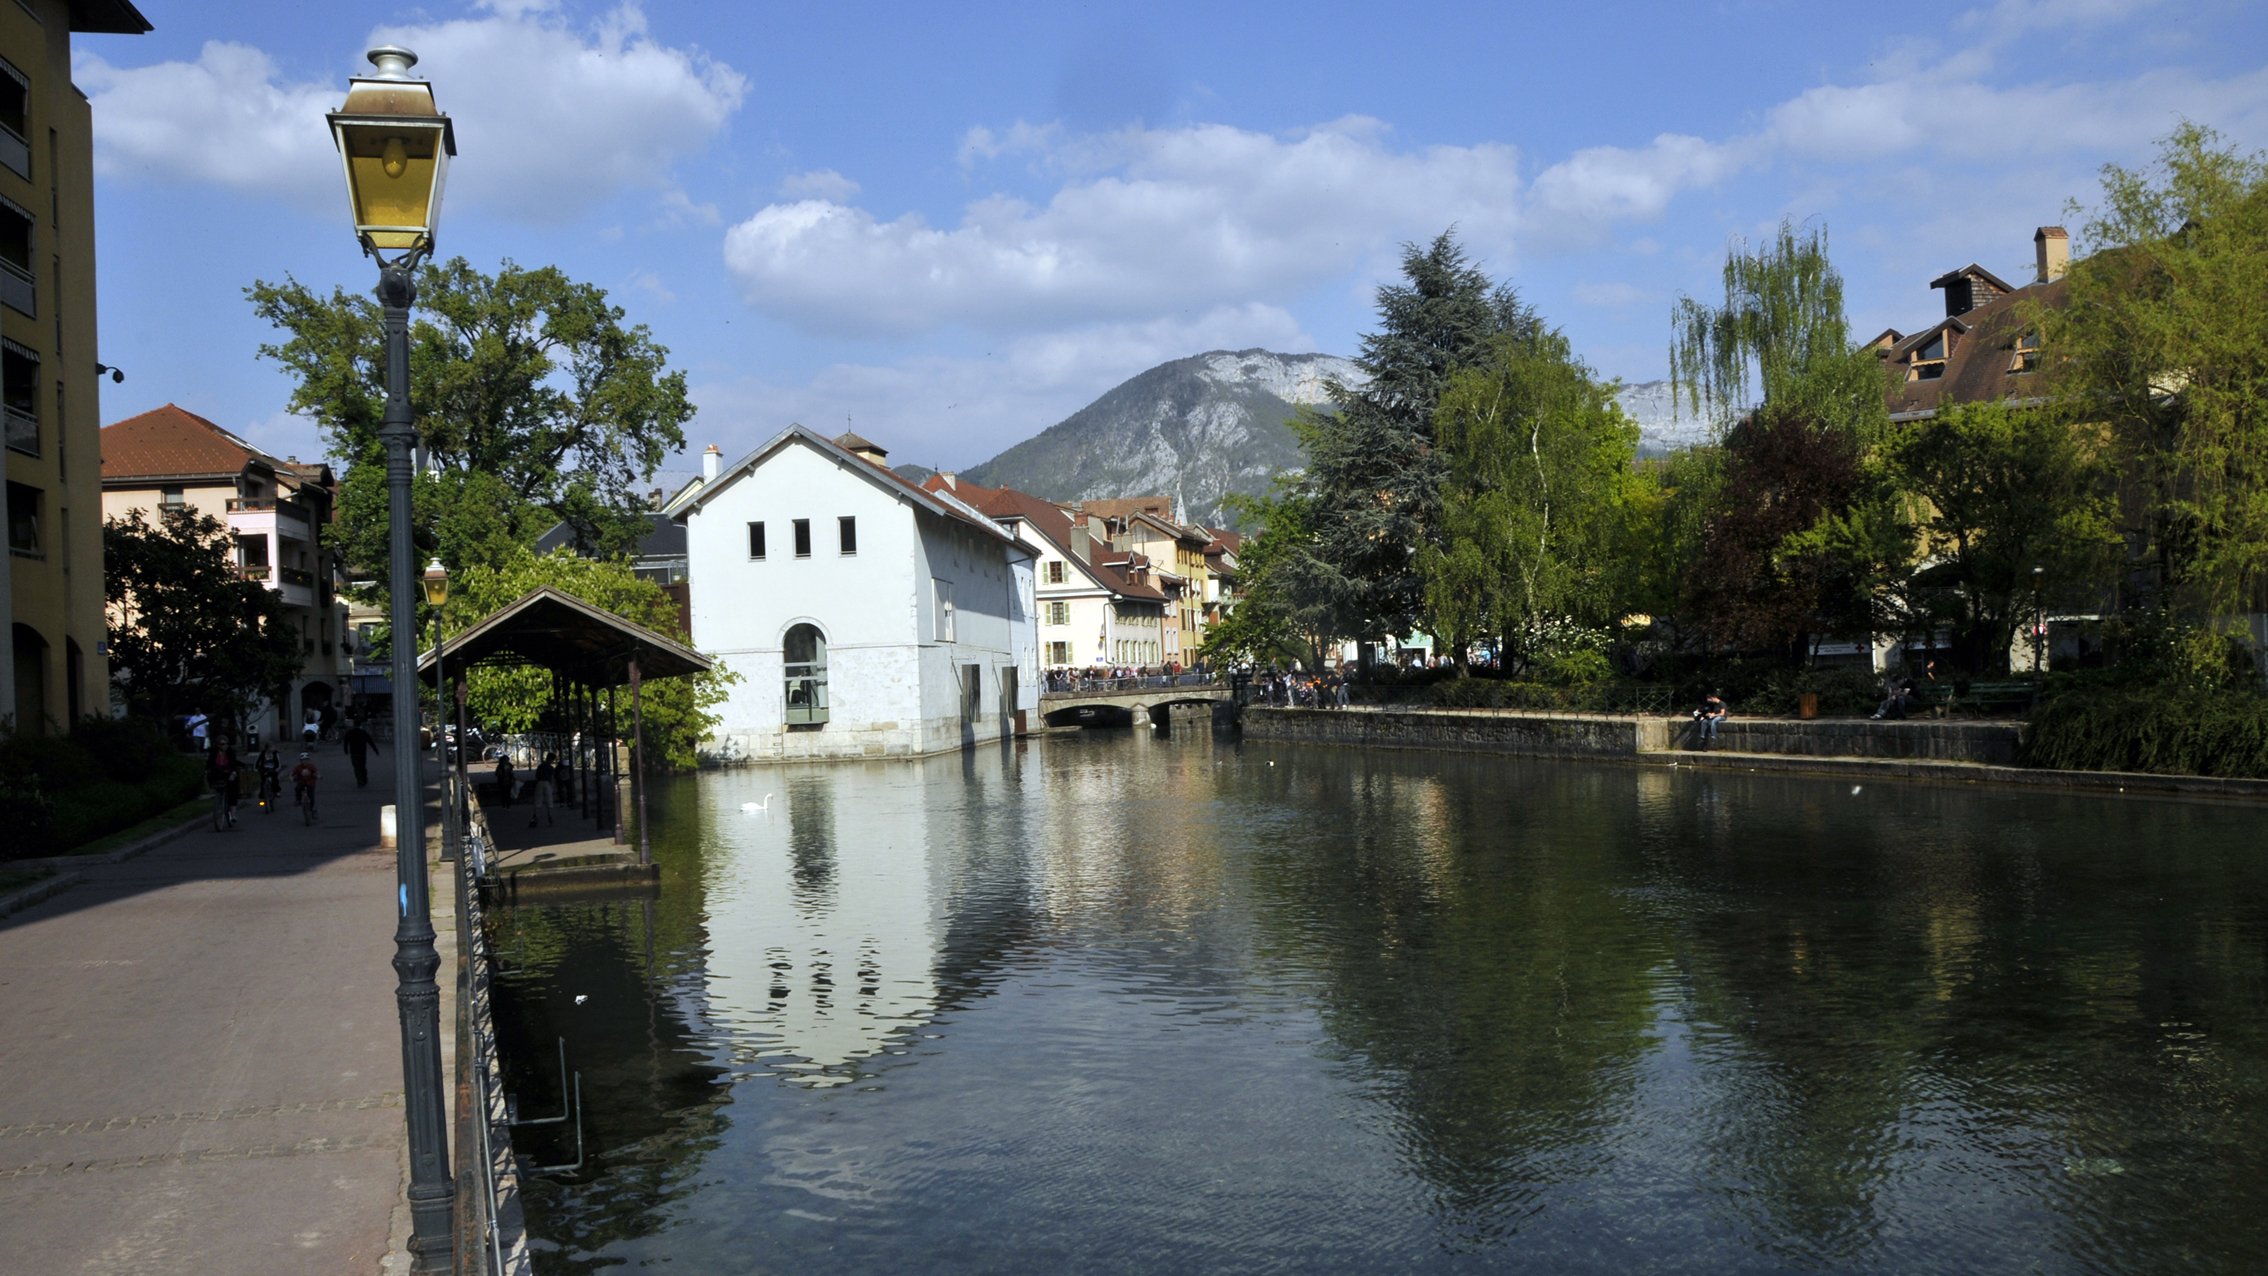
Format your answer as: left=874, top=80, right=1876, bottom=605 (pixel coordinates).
left=291, top=750, right=320, bottom=813
left=255, top=741, right=283, bottom=812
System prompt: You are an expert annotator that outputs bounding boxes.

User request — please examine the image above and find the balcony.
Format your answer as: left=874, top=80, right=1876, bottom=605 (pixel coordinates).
left=0, top=124, right=25, bottom=181
left=0, top=258, right=29, bottom=318
left=3, top=404, right=33, bottom=457
left=278, top=564, right=316, bottom=609
left=226, top=495, right=313, bottom=543
left=237, top=563, right=272, bottom=582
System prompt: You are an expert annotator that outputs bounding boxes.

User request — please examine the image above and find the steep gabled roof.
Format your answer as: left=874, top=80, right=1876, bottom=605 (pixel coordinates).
left=1927, top=263, right=2016, bottom=293
left=668, top=424, right=1019, bottom=549
left=941, top=480, right=1168, bottom=602
left=1885, top=274, right=2069, bottom=420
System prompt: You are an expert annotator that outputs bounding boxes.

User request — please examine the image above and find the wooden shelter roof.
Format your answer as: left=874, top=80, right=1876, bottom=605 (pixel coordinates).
left=415, top=586, right=711, bottom=686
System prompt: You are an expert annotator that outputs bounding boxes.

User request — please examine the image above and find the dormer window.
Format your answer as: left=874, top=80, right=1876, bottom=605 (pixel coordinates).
left=1910, top=332, right=1948, bottom=381
left=2010, top=329, right=2041, bottom=374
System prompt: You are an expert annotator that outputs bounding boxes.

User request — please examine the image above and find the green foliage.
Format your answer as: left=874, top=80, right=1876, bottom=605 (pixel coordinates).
left=441, top=548, right=734, bottom=772
left=104, top=509, right=302, bottom=730
left=1291, top=232, right=1520, bottom=649
left=248, top=258, right=692, bottom=590
left=1670, top=220, right=1884, bottom=435
left=2022, top=689, right=2268, bottom=778
left=1879, top=400, right=2120, bottom=673
left=0, top=721, right=203, bottom=858
left=1199, top=484, right=1343, bottom=673
left=1424, top=320, right=1641, bottom=672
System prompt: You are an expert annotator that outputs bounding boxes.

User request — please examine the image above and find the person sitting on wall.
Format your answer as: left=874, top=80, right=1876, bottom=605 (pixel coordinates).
left=1694, top=690, right=1728, bottom=748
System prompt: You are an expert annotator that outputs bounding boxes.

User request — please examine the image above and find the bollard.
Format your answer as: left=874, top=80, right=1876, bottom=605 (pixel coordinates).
left=380, top=803, right=398, bottom=849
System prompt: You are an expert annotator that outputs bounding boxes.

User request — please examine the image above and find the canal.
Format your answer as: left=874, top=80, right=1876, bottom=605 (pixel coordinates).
left=491, top=731, right=2268, bottom=1273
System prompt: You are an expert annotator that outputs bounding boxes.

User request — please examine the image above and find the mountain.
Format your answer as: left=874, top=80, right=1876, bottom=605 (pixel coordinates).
left=957, top=350, right=1362, bottom=529
left=1616, top=379, right=1721, bottom=455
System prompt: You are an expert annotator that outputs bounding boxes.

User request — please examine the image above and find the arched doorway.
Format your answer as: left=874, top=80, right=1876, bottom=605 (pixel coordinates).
left=783, top=623, right=828, bottom=726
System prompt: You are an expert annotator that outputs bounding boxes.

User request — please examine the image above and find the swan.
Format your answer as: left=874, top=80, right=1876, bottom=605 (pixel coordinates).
left=739, top=793, right=774, bottom=813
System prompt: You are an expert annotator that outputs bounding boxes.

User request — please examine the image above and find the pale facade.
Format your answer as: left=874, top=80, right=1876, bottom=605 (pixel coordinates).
left=2, top=0, right=149, bottom=732
left=671, top=428, right=1030, bottom=760
left=100, top=404, right=350, bottom=742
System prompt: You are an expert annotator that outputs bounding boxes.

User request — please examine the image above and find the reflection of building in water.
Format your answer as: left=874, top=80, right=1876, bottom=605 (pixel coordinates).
left=704, top=768, right=941, bottom=1084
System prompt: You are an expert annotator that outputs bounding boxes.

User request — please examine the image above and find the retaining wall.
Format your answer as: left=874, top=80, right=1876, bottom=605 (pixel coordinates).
left=1691, top=716, right=2023, bottom=764
left=1243, top=707, right=1668, bottom=757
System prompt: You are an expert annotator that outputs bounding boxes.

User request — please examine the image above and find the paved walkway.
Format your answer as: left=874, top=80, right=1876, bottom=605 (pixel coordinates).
left=0, top=745, right=454, bottom=1275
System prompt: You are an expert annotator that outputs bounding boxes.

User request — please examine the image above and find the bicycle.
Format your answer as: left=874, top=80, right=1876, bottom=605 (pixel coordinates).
left=256, top=772, right=282, bottom=815
left=296, top=782, right=318, bottom=826
left=211, top=784, right=231, bottom=832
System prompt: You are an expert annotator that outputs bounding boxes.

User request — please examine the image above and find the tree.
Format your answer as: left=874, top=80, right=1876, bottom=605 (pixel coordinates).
left=248, top=258, right=693, bottom=590
left=440, top=548, right=733, bottom=771
left=1424, top=321, right=1640, bottom=673
left=2045, top=123, right=2268, bottom=618
left=1671, top=219, right=1882, bottom=437
left=1293, top=232, right=1517, bottom=658
left=105, top=508, right=301, bottom=732
left=1198, top=485, right=1342, bottom=673
left=1879, top=401, right=2119, bottom=673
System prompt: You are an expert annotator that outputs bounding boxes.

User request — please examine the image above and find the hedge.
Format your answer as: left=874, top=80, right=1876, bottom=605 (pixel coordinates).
left=2020, top=689, right=2268, bottom=778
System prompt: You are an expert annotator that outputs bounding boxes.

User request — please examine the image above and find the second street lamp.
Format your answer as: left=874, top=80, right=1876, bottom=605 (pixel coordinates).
left=328, top=45, right=457, bottom=1271
left=423, top=558, right=453, bottom=863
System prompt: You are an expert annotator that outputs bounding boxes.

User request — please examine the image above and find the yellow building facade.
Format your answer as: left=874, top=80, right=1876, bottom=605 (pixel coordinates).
left=1, top=0, right=149, bottom=732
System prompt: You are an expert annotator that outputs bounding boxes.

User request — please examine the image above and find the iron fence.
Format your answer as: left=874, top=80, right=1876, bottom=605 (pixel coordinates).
left=453, top=785, right=533, bottom=1276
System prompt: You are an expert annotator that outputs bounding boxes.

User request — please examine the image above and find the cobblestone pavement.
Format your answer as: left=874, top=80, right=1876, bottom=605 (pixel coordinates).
left=0, top=744, right=451, bottom=1275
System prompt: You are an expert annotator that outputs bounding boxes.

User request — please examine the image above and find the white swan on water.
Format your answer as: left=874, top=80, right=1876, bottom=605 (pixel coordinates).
left=739, top=793, right=774, bottom=813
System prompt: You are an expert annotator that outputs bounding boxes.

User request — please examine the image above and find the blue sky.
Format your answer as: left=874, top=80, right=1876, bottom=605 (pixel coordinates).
left=76, top=0, right=2268, bottom=474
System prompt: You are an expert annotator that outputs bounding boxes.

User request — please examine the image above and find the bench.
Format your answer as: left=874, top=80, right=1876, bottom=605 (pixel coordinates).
left=1911, top=678, right=2038, bottom=717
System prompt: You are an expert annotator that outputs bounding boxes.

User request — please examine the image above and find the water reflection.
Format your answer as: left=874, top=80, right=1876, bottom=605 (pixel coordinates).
left=497, top=733, right=2268, bottom=1273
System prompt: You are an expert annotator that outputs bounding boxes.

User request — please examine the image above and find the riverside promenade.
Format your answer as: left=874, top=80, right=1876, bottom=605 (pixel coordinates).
left=0, top=746, right=454, bottom=1275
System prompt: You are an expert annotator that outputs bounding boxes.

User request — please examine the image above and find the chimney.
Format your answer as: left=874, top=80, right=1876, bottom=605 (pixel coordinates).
left=2034, top=226, right=2069, bottom=284
left=834, top=431, right=889, bottom=466
left=702, top=443, right=721, bottom=481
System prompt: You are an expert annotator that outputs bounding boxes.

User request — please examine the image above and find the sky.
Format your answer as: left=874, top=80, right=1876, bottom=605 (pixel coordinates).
left=74, top=0, right=2268, bottom=476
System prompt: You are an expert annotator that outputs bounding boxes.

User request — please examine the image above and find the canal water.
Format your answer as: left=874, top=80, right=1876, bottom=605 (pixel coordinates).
left=491, top=732, right=2268, bottom=1273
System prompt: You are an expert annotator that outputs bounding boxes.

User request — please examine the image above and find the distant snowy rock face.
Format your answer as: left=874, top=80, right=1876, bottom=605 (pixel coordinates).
left=962, top=350, right=1363, bottom=529
left=1616, top=379, right=1721, bottom=455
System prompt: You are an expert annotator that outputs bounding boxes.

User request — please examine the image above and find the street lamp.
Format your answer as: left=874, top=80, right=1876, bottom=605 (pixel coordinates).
left=422, top=558, right=453, bottom=863
left=2031, top=564, right=2046, bottom=677
left=329, top=45, right=456, bottom=1270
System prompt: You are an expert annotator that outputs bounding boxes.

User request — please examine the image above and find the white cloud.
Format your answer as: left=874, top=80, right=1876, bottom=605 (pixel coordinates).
left=725, top=118, right=1525, bottom=335
left=778, top=169, right=860, bottom=202
left=78, top=3, right=747, bottom=223
left=1527, top=133, right=1746, bottom=242
left=691, top=304, right=1312, bottom=468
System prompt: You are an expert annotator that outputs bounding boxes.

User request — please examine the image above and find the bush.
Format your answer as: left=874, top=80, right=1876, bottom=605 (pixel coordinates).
left=0, top=750, right=201, bottom=859
left=68, top=715, right=174, bottom=784
left=2021, top=687, right=2268, bottom=778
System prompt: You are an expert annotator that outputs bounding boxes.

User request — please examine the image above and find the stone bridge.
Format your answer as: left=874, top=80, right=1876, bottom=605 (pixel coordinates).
left=1038, top=679, right=1236, bottom=729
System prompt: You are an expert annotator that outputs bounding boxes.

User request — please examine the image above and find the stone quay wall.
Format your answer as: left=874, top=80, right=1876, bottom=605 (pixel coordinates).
left=1248, top=707, right=2021, bottom=766
left=1243, top=707, right=1670, bottom=757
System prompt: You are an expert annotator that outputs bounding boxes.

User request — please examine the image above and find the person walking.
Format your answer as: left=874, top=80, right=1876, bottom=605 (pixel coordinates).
left=341, top=721, right=374, bottom=787
left=492, top=752, right=517, bottom=808
left=186, top=707, right=209, bottom=752
left=529, top=752, right=558, bottom=827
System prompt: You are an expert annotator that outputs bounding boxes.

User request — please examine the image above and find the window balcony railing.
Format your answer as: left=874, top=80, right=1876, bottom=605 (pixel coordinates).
left=3, top=403, right=34, bottom=457
left=238, top=563, right=272, bottom=581
left=0, top=125, right=27, bottom=182
left=280, top=565, right=316, bottom=588
left=0, top=257, right=31, bottom=318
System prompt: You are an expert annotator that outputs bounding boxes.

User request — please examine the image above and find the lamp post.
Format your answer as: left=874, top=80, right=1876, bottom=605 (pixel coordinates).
left=329, top=46, right=457, bottom=1271
left=423, top=559, right=452, bottom=863
left=2031, top=564, right=2046, bottom=677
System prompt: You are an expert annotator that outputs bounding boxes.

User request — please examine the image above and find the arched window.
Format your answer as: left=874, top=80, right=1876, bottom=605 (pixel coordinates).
left=784, top=623, right=829, bottom=725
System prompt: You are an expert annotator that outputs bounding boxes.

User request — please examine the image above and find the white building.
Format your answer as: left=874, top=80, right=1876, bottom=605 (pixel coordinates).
left=669, top=427, right=1031, bottom=760
left=922, top=476, right=1171, bottom=676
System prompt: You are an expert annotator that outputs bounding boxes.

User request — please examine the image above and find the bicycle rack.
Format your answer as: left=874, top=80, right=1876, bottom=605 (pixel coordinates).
left=510, top=1036, right=587, bottom=1175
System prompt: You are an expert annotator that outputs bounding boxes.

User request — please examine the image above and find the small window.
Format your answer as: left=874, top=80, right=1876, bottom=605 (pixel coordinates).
left=1047, top=641, right=1070, bottom=665
left=160, top=486, right=185, bottom=510
left=1909, top=332, right=1948, bottom=382
left=934, top=578, right=955, bottom=642
left=7, top=480, right=40, bottom=555
left=838, top=516, right=857, bottom=555
left=1045, top=601, right=1069, bottom=626
left=1045, top=560, right=1066, bottom=585
left=747, top=521, right=766, bottom=559
left=2011, top=329, right=2041, bottom=374
left=793, top=518, right=811, bottom=557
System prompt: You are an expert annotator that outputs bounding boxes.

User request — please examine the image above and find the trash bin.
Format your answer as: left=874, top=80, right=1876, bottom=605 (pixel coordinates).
left=1798, top=692, right=1819, bottom=719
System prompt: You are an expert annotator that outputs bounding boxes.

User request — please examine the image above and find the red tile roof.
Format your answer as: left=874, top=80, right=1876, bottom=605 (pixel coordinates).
left=939, top=478, right=1167, bottom=602
left=100, top=403, right=266, bottom=481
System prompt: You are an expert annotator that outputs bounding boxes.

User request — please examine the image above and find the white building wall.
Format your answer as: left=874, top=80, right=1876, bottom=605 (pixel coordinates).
left=685, top=437, right=1019, bottom=760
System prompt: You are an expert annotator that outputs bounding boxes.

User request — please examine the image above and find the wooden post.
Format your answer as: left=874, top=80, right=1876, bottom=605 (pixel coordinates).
left=631, top=656, right=650, bottom=867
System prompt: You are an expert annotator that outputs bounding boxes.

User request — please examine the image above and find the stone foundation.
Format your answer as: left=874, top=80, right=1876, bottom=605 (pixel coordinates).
left=1247, top=707, right=2021, bottom=765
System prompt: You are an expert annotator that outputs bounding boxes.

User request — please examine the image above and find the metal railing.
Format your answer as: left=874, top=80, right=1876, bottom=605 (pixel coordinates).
left=454, top=790, right=534, bottom=1275
left=1040, top=673, right=1224, bottom=697
left=3, top=403, right=34, bottom=456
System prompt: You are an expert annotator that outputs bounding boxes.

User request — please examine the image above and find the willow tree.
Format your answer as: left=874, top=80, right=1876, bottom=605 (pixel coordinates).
left=2045, top=124, right=2268, bottom=619
left=1670, top=220, right=1883, bottom=438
